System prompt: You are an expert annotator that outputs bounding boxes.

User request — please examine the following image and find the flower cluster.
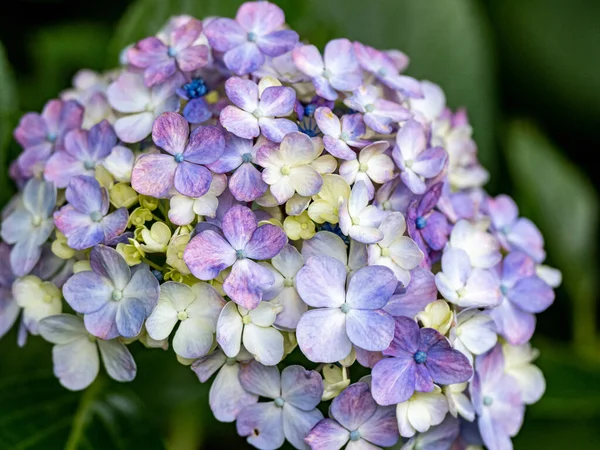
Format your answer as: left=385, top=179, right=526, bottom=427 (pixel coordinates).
left=1, top=2, right=560, bottom=449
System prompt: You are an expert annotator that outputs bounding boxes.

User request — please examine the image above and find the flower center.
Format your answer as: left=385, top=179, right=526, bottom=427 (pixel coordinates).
left=84, top=160, right=96, bottom=170
left=414, top=350, right=427, bottom=364
left=340, top=303, right=351, bottom=314
left=242, top=153, right=253, bottom=163
left=340, top=132, right=350, bottom=141
left=352, top=217, right=361, bottom=226
left=405, top=159, right=414, bottom=168
left=283, top=279, right=293, bottom=287
left=359, top=163, right=369, bottom=172
left=90, top=211, right=103, bottom=222
left=184, top=78, right=208, bottom=99
left=349, top=430, right=361, bottom=441
left=501, top=225, right=511, bottom=235
left=301, top=223, right=308, bottom=230
left=47, top=132, right=57, bottom=143
left=112, top=290, right=123, bottom=301
left=416, top=216, right=427, bottom=229
left=304, top=104, right=316, bottom=117
left=242, top=315, right=252, bottom=325
left=280, top=165, right=291, bottom=176
left=252, top=109, right=264, bottom=118
left=377, top=68, right=388, bottom=77
left=226, top=357, right=236, bottom=366
left=236, top=249, right=247, bottom=260
left=365, top=104, right=375, bottom=113
left=500, top=284, right=508, bottom=296
left=167, top=47, right=177, bottom=58
left=381, top=247, right=390, bottom=257
left=382, top=201, right=391, bottom=210
left=322, top=68, right=332, bottom=78
left=274, top=397, right=285, bottom=408
left=177, top=251, right=184, bottom=259
left=177, top=310, right=189, bottom=321
left=483, top=396, right=493, bottom=406
left=247, top=31, right=258, bottom=42
left=31, top=216, right=42, bottom=227
left=174, top=153, right=185, bottom=163
left=456, top=287, right=467, bottom=297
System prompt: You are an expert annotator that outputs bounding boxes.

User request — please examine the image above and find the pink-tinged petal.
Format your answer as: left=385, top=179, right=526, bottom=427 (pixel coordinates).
left=355, top=347, right=384, bottom=369
left=224, top=42, right=265, bottom=75
left=346, top=265, right=397, bottom=309
left=222, top=204, right=257, bottom=250
left=259, top=86, right=296, bottom=117
left=210, top=363, right=258, bottom=422
left=323, top=136, right=356, bottom=160
left=236, top=1, right=285, bottom=34
left=236, top=403, right=285, bottom=450
left=400, top=169, right=426, bottom=195
left=131, top=153, right=177, bottom=198
left=174, top=162, right=212, bottom=197
left=259, top=117, right=298, bottom=143
left=204, top=18, right=246, bottom=52
left=115, top=296, right=146, bottom=337
left=314, top=107, right=341, bottom=138
left=87, top=120, right=116, bottom=160
left=84, top=302, right=119, bottom=339
left=501, top=251, right=536, bottom=285
left=296, top=255, right=346, bottom=308
left=171, top=18, right=203, bottom=50
left=490, top=298, right=536, bottom=346
left=225, top=259, right=275, bottom=310
left=57, top=100, right=84, bottom=139
left=342, top=114, right=367, bottom=144
left=312, top=76, right=338, bottom=101
left=395, top=119, right=426, bottom=162
left=152, top=112, right=189, bottom=155
left=283, top=405, right=323, bottom=450
left=143, top=58, right=177, bottom=87
left=257, top=29, right=299, bottom=57
left=100, top=208, right=129, bottom=243
left=412, top=146, right=447, bottom=178
left=184, top=125, right=225, bottom=164
left=230, top=163, right=268, bottom=201
left=296, top=308, right=351, bottom=363
left=272, top=287, right=306, bottom=330
left=220, top=106, right=260, bottom=139
left=17, top=142, right=52, bottom=177
left=127, top=37, right=168, bottom=68
left=90, top=245, right=130, bottom=290
left=292, top=45, right=324, bottom=77
left=63, top=270, right=112, bottom=313
left=245, top=224, right=287, bottom=260
left=239, top=360, right=281, bottom=398
left=358, top=404, right=399, bottom=447
left=44, top=151, right=85, bottom=188
left=114, top=112, right=154, bottom=143
left=324, top=39, right=358, bottom=77
left=330, top=383, right=377, bottom=430
left=281, top=365, right=324, bottom=410
left=305, top=418, right=349, bottom=450
left=107, top=73, right=150, bottom=113
left=374, top=99, right=412, bottom=122
left=52, top=337, right=99, bottom=391
left=14, top=112, right=47, bottom=148
left=461, top=269, right=501, bottom=308
left=184, top=230, right=236, bottom=280
left=346, top=309, right=395, bottom=351
left=384, top=316, right=420, bottom=356
left=97, top=339, right=136, bottom=382
left=371, top=355, right=416, bottom=405
left=508, top=218, right=545, bottom=262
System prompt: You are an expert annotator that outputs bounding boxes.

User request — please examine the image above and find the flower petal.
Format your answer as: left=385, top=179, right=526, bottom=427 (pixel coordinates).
left=371, top=355, right=416, bottom=406
left=296, top=308, right=351, bottom=363
left=152, top=112, right=189, bottom=156
left=245, top=224, right=288, bottom=260
left=210, top=362, right=258, bottom=422
left=173, top=317, right=215, bottom=359
left=184, top=230, right=236, bottom=280
left=216, top=301, right=243, bottom=357
left=131, top=153, right=177, bottom=198
left=220, top=106, right=260, bottom=139
left=116, top=296, right=146, bottom=337
left=331, top=382, right=377, bottom=430
left=63, top=270, right=112, bottom=314
left=174, top=162, right=212, bottom=197
left=52, top=337, right=99, bottom=391
left=346, top=309, right=395, bottom=352
left=296, top=255, right=346, bottom=308
left=239, top=360, right=281, bottom=398
left=243, top=323, right=284, bottom=366
left=283, top=405, right=323, bottom=450
left=346, top=265, right=397, bottom=309
left=305, top=418, right=350, bottom=450
left=236, top=403, right=285, bottom=450
left=281, top=365, right=324, bottom=411
left=97, top=338, right=136, bottom=382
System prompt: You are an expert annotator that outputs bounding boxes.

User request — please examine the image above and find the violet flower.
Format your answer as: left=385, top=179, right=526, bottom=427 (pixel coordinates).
left=383, top=267, right=438, bottom=319
left=127, top=18, right=209, bottom=87
left=54, top=175, right=128, bottom=251
left=1, top=178, right=56, bottom=276
left=14, top=99, right=83, bottom=178
left=131, top=112, right=225, bottom=198
left=44, top=120, right=117, bottom=188
left=0, top=242, right=19, bottom=339
left=353, top=42, right=423, bottom=98
left=220, top=77, right=297, bottom=142
left=470, top=344, right=524, bottom=450
left=62, top=245, right=160, bottom=339
left=314, top=108, right=369, bottom=160
left=344, top=85, right=412, bottom=134
left=306, top=382, right=399, bottom=450
left=236, top=361, right=324, bottom=449
left=490, top=252, right=554, bottom=345
left=295, top=255, right=397, bottom=363
left=293, top=38, right=362, bottom=101
left=371, top=316, right=472, bottom=405
left=206, top=133, right=269, bottom=202
left=184, top=205, right=287, bottom=309
left=204, top=1, right=298, bottom=75
left=392, top=119, right=447, bottom=194
left=191, top=348, right=258, bottom=422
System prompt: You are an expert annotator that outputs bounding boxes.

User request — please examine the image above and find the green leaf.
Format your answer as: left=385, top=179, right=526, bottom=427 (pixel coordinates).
left=504, top=120, right=599, bottom=354
left=0, top=41, right=18, bottom=206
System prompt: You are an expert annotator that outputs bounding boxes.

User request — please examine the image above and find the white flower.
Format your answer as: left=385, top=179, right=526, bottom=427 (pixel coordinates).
left=416, top=300, right=453, bottom=335
left=102, top=146, right=135, bottom=182
left=450, top=309, right=498, bottom=363
left=13, top=275, right=62, bottom=335
left=503, top=342, right=546, bottom=405
left=339, top=141, right=395, bottom=199
left=448, top=220, right=501, bottom=269
left=140, top=222, right=172, bottom=253
left=396, top=386, right=449, bottom=438
left=321, top=363, right=350, bottom=401
left=339, top=181, right=388, bottom=244
left=443, top=382, right=475, bottom=421
left=168, top=174, right=227, bottom=226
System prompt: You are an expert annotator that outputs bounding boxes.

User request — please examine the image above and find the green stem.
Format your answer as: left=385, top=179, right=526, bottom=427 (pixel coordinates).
left=65, top=376, right=104, bottom=450
left=142, top=258, right=163, bottom=272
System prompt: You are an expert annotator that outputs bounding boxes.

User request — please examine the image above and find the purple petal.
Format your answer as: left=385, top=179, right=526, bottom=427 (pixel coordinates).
left=305, top=418, right=349, bottom=450
left=412, top=146, right=447, bottom=178
left=65, top=175, right=104, bottom=214
left=283, top=406, right=324, bottom=450
left=281, top=365, right=324, bottom=411
left=229, top=163, right=268, bottom=201
left=508, top=218, right=546, bottom=263
left=236, top=403, right=284, bottom=449
left=0, top=292, right=19, bottom=339
left=509, top=276, right=554, bottom=314
left=183, top=98, right=212, bottom=124
left=210, top=363, right=258, bottom=422
left=122, top=267, right=160, bottom=316
left=421, top=212, right=449, bottom=251
left=44, top=151, right=86, bottom=188
left=131, top=154, right=177, bottom=198
left=62, top=270, right=112, bottom=313
left=236, top=1, right=285, bottom=34
left=259, top=117, right=298, bottom=143
left=414, top=363, right=435, bottom=393
left=346, top=265, right=397, bottom=309
left=239, top=360, right=281, bottom=398
left=184, top=230, right=236, bottom=280
left=371, top=355, right=416, bottom=405
left=97, top=339, right=136, bottom=382
left=84, top=302, right=119, bottom=339
left=384, top=268, right=437, bottom=317
left=222, top=205, right=258, bottom=250
left=225, top=77, right=259, bottom=111
left=330, top=382, right=377, bottom=430
left=14, top=112, right=47, bottom=148
left=296, top=308, right=351, bottom=363
left=423, top=330, right=473, bottom=384
left=245, top=224, right=287, bottom=260
left=257, top=30, right=299, bottom=57
left=383, top=316, right=420, bottom=356
left=418, top=183, right=444, bottom=216
left=292, top=45, right=324, bottom=78
left=324, top=38, right=359, bottom=78
left=17, top=143, right=52, bottom=178
left=143, top=59, right=177, bottom=87
left=486, top=195, right=518, bottom=231
left=346, top=309, right=395, bottom=351
left=54, top=206, right=101, bottom=250
left=152, top=112, right=189, bottom=155
left=174, top=162, right=212, bottom=197
left=100, top=208, right=129, bottom=243
left=177, top=45, right=209, bottom=72
left=323, top=136, right=357, bottom=160
left=220, top=106, right=260, bottom=139
left=184, top=125, right=225, bottom=164
left=490, top=298, right=536, bottom=345
left=224, top=259, right=275, bottom=310
left=358, top=404, right=399, bottom=447
left=295, top=255, right=346, bottom=308
left=127, top=37, right=167, bottom=68
left=259, top=86, right=296, bottom=117
left=204, top=18, right=245, bottom=52
left=224, top=42, right=265, bottom=75
left=90, top=245, right=130, bottom=290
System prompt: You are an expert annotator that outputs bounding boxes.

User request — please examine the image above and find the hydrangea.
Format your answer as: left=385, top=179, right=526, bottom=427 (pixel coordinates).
left=0, top=3, right=559, bottom=448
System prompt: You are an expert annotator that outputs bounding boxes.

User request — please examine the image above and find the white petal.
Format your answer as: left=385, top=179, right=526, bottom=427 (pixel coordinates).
left=243, top=323, right=284, bottom=366
left=97, top=339, right=136, bottom=382
left=53, top=338, right=99, bottom=391
left=216, top=302, right=243, bottom=357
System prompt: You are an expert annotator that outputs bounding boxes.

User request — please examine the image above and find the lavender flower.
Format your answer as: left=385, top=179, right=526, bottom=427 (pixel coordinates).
left=14, top=99, right=83, bottom=178
left=54, top=175, right=128, bottom=250
left=184, top=205, right=287, bottom=309
left=371, top=316, right=472, bottom=405
left=383, top=267, right=438, bottom=319
left=295, top=255, right=397, bottom=363
left=62, top=245, right=160, bottom=339
left=39, top=314, right=136, bottom=391
left=314, top=108, right=368, bottom=160
left=220, top=77, right=297, bottom=142
left=204, top=1, right=298, bottom=75
left=44, top=120, right=117, bottom=188
left=131, top=112, right=225, bottom=198
left=237, top=361, right=324, bottom=449
left=401, top=416, right=460, bottom=450
left=293, top=39, right=362, bottom=101
left=1, top=178, right=56, bottom=276
left=339, top=181, right=388, bottom=244
left=301, top=230, right=368, bottom=276
left=127, top=18, right=209, bottom=86
left=339, top=141, right=395, bottom=199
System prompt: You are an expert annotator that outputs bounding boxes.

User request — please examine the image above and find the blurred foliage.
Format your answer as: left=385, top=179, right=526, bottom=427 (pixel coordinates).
left=0, top=0, right=599, bottom=449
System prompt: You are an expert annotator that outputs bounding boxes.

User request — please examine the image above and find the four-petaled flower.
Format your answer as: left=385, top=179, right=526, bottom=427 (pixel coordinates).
left=314, top=108, right=368, bottom=161
left=339, top=181, right=388, bottom=244
left=339, top=141, right=395, bottom=200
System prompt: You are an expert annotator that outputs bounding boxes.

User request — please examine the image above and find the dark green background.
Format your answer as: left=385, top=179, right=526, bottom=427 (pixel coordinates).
left=0, top=0, right=599, bottom=448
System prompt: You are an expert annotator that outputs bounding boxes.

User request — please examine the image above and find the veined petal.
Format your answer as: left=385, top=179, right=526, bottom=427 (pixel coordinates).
left=296, top=308, right=351, bottom=363
left=184, top=230, right=236, bottom=280
left=97, top=339, right=136, bottom=382
left=52, top=337, right=99, bottom=391
left=224, top=259, right=275, bottom=310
